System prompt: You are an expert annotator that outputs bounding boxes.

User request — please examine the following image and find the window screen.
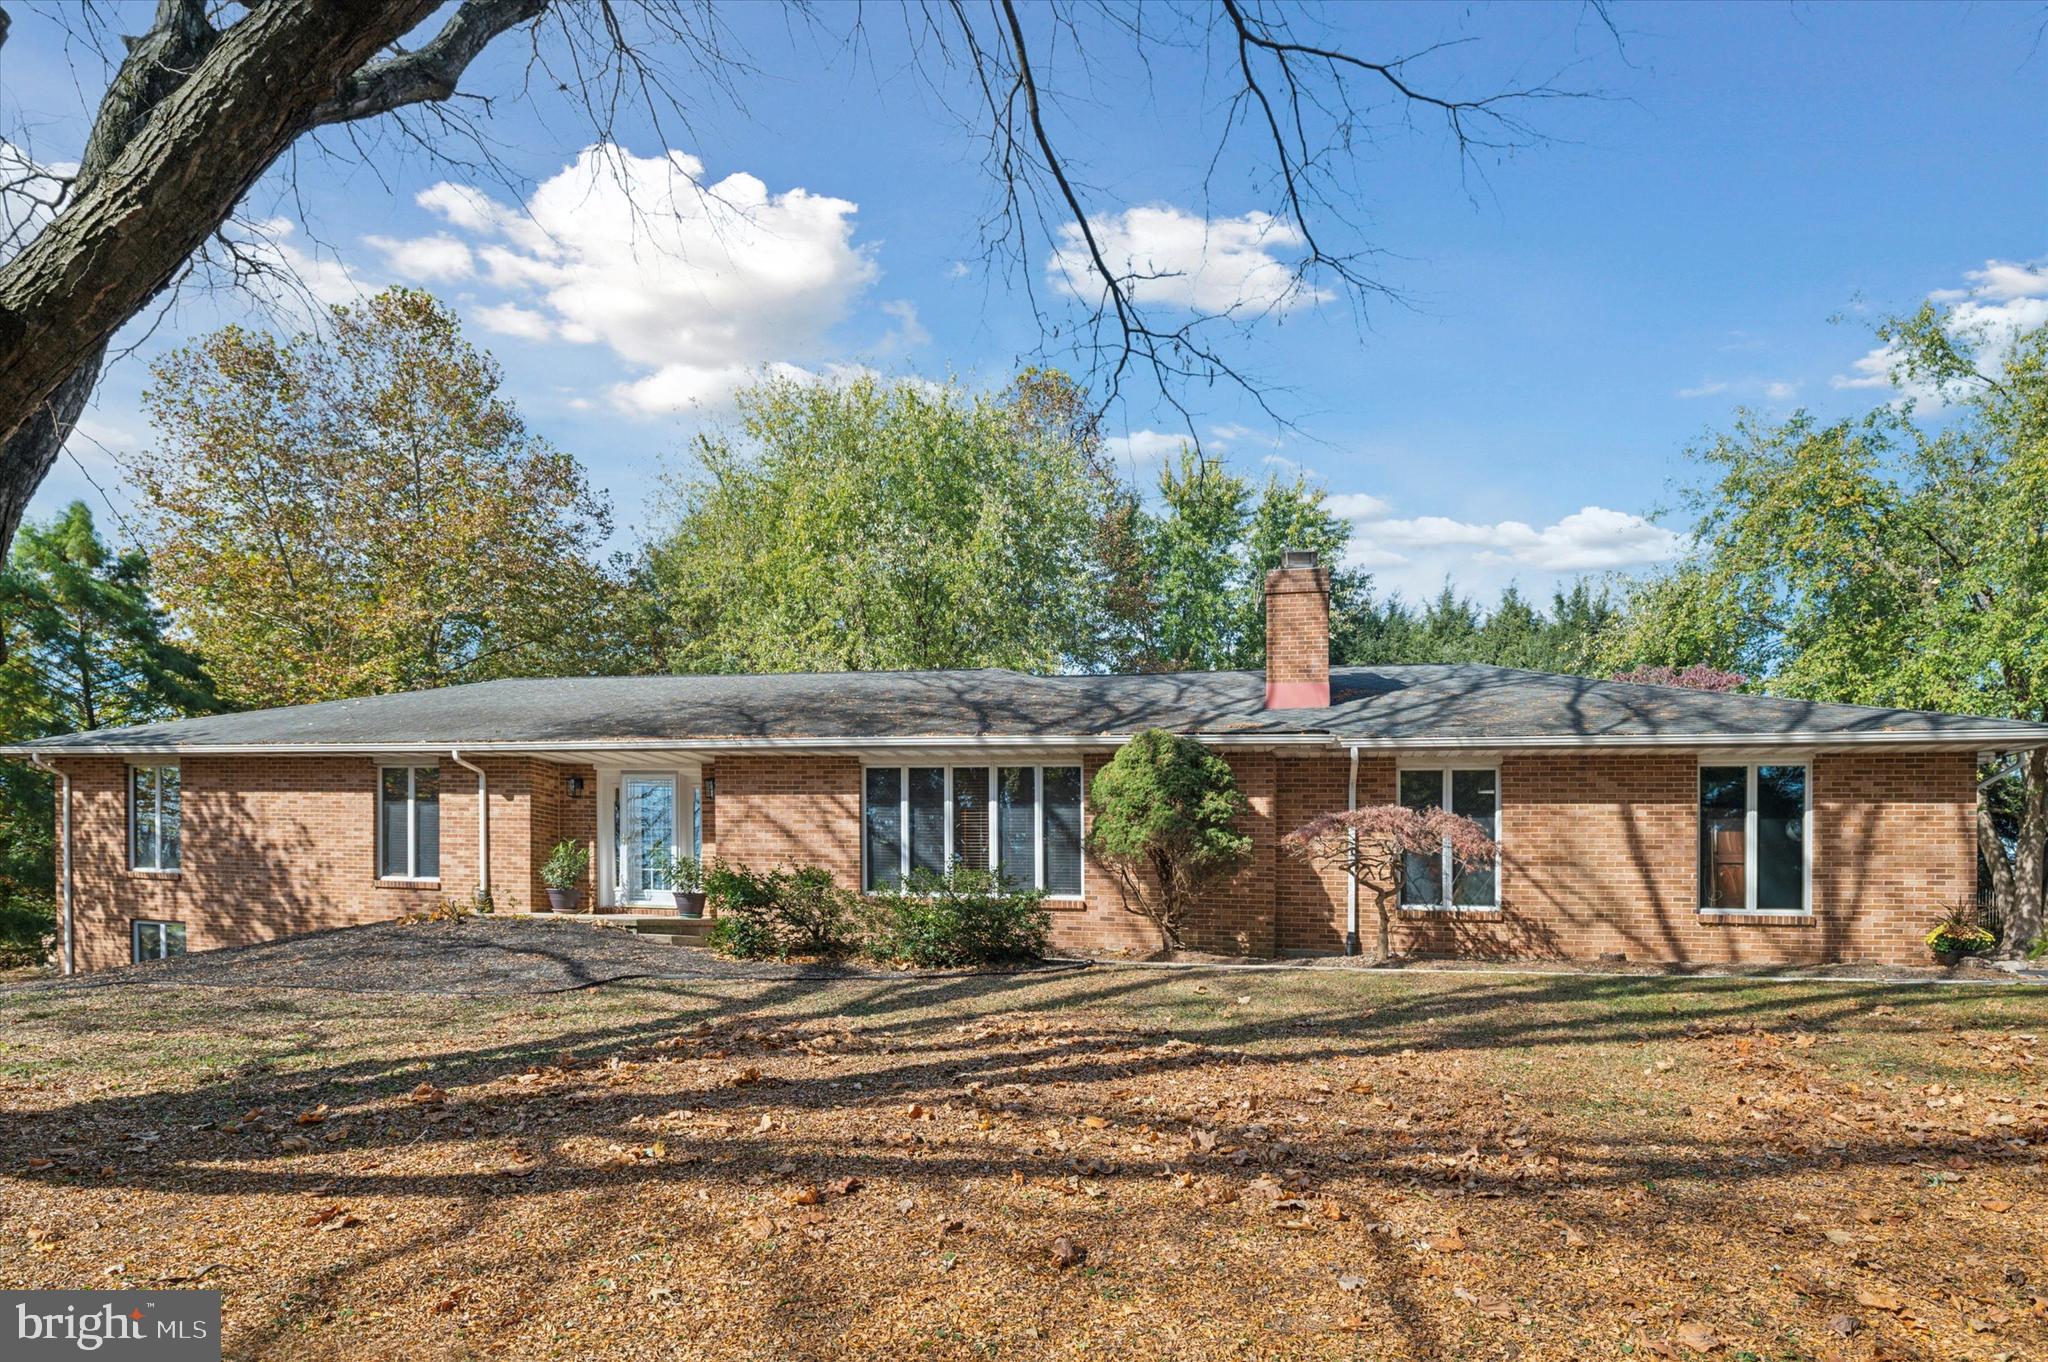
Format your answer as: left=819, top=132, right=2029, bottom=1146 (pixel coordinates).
left=908, top=767, right=948, bottom=878
left=997, top=767, right=1037, bottom=890
left=864, top=767, right=903, bottom=891
left=1042, top=766, right=1083, bottom=896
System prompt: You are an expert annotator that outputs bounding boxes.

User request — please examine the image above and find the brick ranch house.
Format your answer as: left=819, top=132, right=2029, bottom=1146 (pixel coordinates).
left=7, top=556, right=2046, bottom=973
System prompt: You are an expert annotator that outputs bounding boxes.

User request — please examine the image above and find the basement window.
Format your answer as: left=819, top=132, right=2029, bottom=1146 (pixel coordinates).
left=864, top=765, right=1083, bottom=897
left=378, top=766, right=441, bottom=881
left=132, top=920, right=186, bottom=962
left=1699, top=763, right=1809, bottom=914
left=128, top=764, right=181, bottom=872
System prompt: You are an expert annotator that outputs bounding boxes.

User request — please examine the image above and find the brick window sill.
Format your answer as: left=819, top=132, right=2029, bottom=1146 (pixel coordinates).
left=1697, top=909, right=1812, bottom=928
left=129, top=868, right=181, bottom=879
left=1399, top=906, right=1504, bottom=922
left=375, top=878, right=442, bottom=891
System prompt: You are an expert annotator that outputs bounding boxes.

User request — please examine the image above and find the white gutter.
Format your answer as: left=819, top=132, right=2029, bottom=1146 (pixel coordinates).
left=448, top=749, right=488, bottom=901
left=7, top=727, right=2047, bottom=761
left=29, top=755, right=72, bottom=976
left=1345, top=744, right=1360, bottom=957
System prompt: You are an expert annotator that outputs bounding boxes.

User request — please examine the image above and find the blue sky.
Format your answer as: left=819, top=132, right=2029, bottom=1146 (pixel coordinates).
left=7, top=1, right=2044, bottom=604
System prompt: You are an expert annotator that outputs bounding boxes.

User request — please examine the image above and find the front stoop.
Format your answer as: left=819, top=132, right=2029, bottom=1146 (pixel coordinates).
left=508, top=911, right=716, bottom=947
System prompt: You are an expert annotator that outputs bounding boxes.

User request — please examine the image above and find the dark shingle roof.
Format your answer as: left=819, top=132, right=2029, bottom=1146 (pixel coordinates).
left=8, top=665, right=2047, bottom=753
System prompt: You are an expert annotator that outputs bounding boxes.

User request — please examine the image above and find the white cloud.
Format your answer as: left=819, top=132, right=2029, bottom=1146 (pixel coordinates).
left=1763, top=380, right=1798, bottom=401
left=363, top=231, right=474, bottom=282
left=474, top=302, right=554, bottom=342
left=1048, top=205, right=1330, bottom=316
left=879, top=299, right=929, bottom=349
left=1322, top=490, right=1684, bottom=599
left=412, top=146, right=882, bottom=414
left=1835, top=256, right=2048, bottom=399
left=1323, top=491, right=1392, bottom=520
left=1105, top=429, right=1186, bottom=464
left=1675, top=380, right=1729, bottom=399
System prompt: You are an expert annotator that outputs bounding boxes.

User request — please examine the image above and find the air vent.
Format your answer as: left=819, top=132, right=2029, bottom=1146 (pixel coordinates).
left=1280, top=547, right=1318, bottom=570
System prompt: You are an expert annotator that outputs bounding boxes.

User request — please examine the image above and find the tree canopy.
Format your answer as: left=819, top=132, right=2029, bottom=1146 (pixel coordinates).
left=644, top=369, right=1120, bottom=674
left=131, top=288, right=624, bottom=708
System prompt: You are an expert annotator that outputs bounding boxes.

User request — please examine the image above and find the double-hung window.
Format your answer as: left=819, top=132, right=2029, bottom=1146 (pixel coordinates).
left=378, top=766, right=441, bottom=880
left=864, top=765, right=1083, bottom=896
left=129, top=764, right=181, bottom=872
left=1699, top=763, right=1808, bottom=913
left=1398, top=767, right=1498, bottom=909
left=132, top=920, right=186, bottom=962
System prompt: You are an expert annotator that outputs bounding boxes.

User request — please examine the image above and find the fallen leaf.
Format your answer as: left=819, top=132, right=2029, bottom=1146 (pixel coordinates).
left=1452, top=1285, right=1514, bottom=1319
left=1828, top=1314, right=1861, bottom=1337
left=1422, top=1227, right=1466, bottom=1253
left=1050, top=1235, right=1085, bottom=1269
left=1675, top=1320, right=1720, bottom=1353
left=294, top=1105, right=328, bottom=1126
left=1854, top=1288, right=1902, bottom=1312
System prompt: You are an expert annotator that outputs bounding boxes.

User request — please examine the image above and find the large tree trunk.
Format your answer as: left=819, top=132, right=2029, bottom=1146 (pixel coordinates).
left=1980, top=747, right=2048, bottom=958
left=0, top=0, right=437, bottom=542
left=0, top=353, right=99, bottom=557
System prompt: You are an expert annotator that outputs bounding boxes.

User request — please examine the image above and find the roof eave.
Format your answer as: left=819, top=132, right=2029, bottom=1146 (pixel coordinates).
left=5, top=726, right=2046, bottom=759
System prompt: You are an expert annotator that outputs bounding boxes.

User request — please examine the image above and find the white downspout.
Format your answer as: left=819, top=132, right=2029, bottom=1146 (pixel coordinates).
left=449, top=750, right=489, bottom=903
left=30, top=755, right=73, bottom=976
left=1345, top=744, right=1360, bottom=957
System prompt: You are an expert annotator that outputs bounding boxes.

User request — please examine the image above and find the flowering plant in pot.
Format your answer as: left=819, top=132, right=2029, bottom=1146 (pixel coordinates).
left=540, top=840, right=591, bottom=913
left=649, top=849, right=707, bottom=918
left=1925, top=902, right=1996, bottom=966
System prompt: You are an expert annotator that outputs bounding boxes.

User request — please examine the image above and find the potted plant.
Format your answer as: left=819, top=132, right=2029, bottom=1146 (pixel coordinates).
left=540, top=840, right=591, bottom=913
left=649, top=849, right=707, bottom=918
left=1926, top=902, right=1996, bottom=966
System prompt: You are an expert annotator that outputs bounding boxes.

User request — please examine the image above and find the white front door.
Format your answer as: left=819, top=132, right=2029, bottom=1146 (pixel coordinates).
left=617, top=773, right=678, bottom=906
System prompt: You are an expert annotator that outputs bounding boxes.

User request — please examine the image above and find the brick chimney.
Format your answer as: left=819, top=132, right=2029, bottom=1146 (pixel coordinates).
left=1264, top=548, right=1331, bottom=709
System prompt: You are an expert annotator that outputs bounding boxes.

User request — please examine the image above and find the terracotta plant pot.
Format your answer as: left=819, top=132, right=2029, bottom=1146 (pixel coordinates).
left=674, top=890, right=707, bottom=919
left=545, top=887, right=583, bottom=914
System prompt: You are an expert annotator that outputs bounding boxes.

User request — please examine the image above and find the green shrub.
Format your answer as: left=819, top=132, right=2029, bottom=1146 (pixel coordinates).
left=706, top=910, right=780, bottom=960
left=2027, top=936, right=2048, bottom=963
left=774, top=865, right=857, bottom=955
left=0, top=896, right=54, bottom=968
left=863, top=867, right=1051, bottom=968
left=705, top=860, right=779, bottom=914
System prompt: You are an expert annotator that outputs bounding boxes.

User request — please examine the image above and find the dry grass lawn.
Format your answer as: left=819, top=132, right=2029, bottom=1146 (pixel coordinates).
left=2, top=963, right=2045, bottom=1360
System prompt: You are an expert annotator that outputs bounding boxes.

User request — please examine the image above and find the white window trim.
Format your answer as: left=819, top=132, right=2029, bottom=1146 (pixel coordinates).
left=131, top=919, right=185, bottom=962
left=127, top=762, right=181, bottom=874
left=1697, top=760, right=1813, bottom=916
left=376, top=763, right=441, bottom=883
left=1396, top=762, right=1501, bottom=912
left=863, top=763, right=1084, bottom=899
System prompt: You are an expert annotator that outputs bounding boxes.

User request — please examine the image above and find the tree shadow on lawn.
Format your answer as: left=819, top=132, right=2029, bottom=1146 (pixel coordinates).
left=6, top=967, right=2044, bottom=1357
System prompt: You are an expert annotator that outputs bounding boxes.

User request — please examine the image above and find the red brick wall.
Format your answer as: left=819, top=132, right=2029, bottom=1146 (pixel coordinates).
left=50, top=747, right=1977, bottom=971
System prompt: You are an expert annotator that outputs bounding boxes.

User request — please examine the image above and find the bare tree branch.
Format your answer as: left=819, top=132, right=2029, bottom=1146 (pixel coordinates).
left=312, top=0, right=547, bottom=126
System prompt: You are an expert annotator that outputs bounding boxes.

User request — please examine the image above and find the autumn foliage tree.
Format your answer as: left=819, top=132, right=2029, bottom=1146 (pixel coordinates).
left=1283, top=805, right=1499, bottom=962
left=1609, top=664, right=1748, bottom=693
left=130, top=288, right=620, bottom=708
left=1085, top=729, right=1253, bottom=949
